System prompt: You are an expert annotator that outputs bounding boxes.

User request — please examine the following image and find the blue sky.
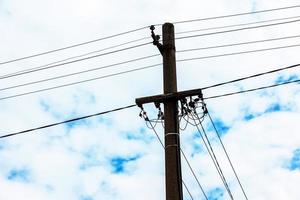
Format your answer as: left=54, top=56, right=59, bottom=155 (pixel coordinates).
left=1, top=0, right=300, bottom=199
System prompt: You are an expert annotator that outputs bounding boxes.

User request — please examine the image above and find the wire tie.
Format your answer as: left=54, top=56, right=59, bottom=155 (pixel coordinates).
left=165, top=132, right=180, bottom=137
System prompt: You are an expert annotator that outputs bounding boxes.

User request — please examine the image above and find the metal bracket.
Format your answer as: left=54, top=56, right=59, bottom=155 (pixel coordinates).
left=150, top=25, right=163, bottom=55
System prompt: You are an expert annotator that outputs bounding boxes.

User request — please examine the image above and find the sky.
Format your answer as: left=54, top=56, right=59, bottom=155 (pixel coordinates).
left=1, top=0, right=300, bottom=199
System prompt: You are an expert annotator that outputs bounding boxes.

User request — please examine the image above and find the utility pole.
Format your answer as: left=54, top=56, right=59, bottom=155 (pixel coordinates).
left=162, top=22, right=183, bottom=200
left=136, top=23, right=202, bottom=200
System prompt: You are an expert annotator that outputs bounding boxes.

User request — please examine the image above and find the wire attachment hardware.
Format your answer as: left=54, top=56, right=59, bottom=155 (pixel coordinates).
left=150, top=25, right=163, bottom=55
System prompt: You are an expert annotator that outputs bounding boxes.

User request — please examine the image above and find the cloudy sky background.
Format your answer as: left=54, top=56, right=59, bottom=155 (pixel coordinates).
left=1, top=0, right=300, bottom=199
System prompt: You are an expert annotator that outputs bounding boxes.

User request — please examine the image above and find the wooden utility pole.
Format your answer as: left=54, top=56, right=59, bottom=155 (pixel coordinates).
left=136, top=23, right=202, bottom=200
left=162, top=23, right=183, bottom=200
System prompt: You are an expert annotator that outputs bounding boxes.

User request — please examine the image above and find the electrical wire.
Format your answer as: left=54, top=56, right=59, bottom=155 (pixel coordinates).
left=0, top=26, right=150, bottom=65
left=176, top=15, right=300, bottom=35
left=180, top=148, right=209, bottom=200
left=141, top=112, right=207, bottom=200
left=201, top=63, right=300, bottom=90
left=1, top=44, right=299, bottom=101
left=182, top=180, right=194, bottom=200
left=189, top=112, right=234, bottom=200
left=206, top=108, right=248, bottom=200
left=172, top=4, right=300, bottom=24
left=177, top=43, right=300, bottom=62
left=0, top=42, right=152, bottom=80
left=0, top=37, right=150, bottom=80
left=176, top=18, right=300, bottom=40
left=144, top=117, right=198, bottom=200
left=0, top=54, right=160, bottom=92
left=2, top=4, right=300, bottom=65
left=0, top=63, right=162, bottom=101
left=177, top=35, right=300, bottom=53
left=0, top=104, right=136, bottom=139
left=204, top=78, right=300, bottom=100
left=3, top=34, right=298, bottom=92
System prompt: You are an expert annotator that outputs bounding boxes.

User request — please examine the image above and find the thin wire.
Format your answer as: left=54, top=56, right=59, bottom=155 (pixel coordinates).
left=0, top=104, right=136, bottom=139
left=190, top=112, right=234, bottom=200
left=206, top=109, right=248, bottom=200
left=204, top=79, right=300, bottom=100
left=201, top=63, right=300, bottom=90
left=177, top=44, right=300, bottom=63
left=182, top=180, right=194, bottom=200
left=4, top=34, right=299, bottom=91
left=176, top=15, right=300, bottom=35
left=172, top=4, right=300, bottom=24
left=0, top=26, right=150, bottom=65
left=0, top=63, right=162, bottom=101
left=2, top=44, right=299, bottom=101
left=145, top=119, right=197, bottom=200
left=0, top=54, right=160, bottom=92
left=176, top=19, right=300, bottom=40
left=177, top=35, right=300, bottom=53
left=0, top=37, right=149, bottom=79
left=0, top=42, right=152, bottom=80
left=2, top=4, right=300, bottom=65
left=144, top=114, right=207, bottom=200
left=146, top=119, right=165, bottom=148
left=180, top=148, right=209, bottom=200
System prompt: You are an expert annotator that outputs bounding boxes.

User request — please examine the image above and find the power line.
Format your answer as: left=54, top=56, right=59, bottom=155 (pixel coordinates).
left=172, top=4, right=300, bottom=24
left=177, top=43, right=300, bottom=62
left=3, top=33, right=298, bottom=87
left=206, top=109, right=248, bottom=200
left=204, top=79, right=300, bottom=100
left=177, top=35, right=300, bottom=53
left=0, top=63, right=162, bottom=101
left=201, top=63, right=300, bottom=90
left=182, top=180, right=194, bottom=200
left=141, top=114, right=201, bottom=200
left=189, top=112, right=234, bottom=200
left=0, top=42, right=152, bottom=80
left=0, top=37, right=150, bottom=80
left=0, top=26, right=150, bottom=65
left=0, top=104, right=136, bottom=139
left=0, top=54, right=160, bottom=92
left=180, top=148, right=208, bottom=200
left=2, top=4, right=300, bottom=65
left=176, top=15, right=300, bottom=35
left=143, top=114, right=208, bottom=200
left=4, top=36, right=299, bottom=92
left=1, top=72, right=299, bottom=139
left=176, top=18, right=300, bottom=40
left=1, top=44, right=299, bottom=101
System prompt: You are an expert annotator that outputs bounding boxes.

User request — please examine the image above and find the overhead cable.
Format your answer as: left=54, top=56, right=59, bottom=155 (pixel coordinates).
left=0, top=37, right=149, bottom=79
left=0, top=42, right=152, bottom=80
left=142, top=114, right=208, bottom=200
left=1, top=45, right=299, bottom=101
left=201, top=63, right=300, bottom=90
left=0, top=26, right=150, bottom=65
left=0, top=63, right=162, bottom=101
left=176, top=15, right=300, bottom=35
left=0, top=54, right=160, bottom=92
left=206, top=109, right=248, bottom=200
left=0, top=104, right=136, bottom=139
left=177, top=44, right=300, bottom=62
left=1, top=78, right=299, bottom=138
left=176, top=19, right=300, bottom=40
left=190, top=112, right=234, bottom=200
left=172, top=4, right=300, bottom=24
left=204, top=79, right=300, bottom=100
left=177, top=35, right=300, bottom=53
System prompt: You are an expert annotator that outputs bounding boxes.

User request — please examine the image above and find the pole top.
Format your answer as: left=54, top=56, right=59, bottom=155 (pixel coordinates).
left=163, top=22, right=174, bottom=28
